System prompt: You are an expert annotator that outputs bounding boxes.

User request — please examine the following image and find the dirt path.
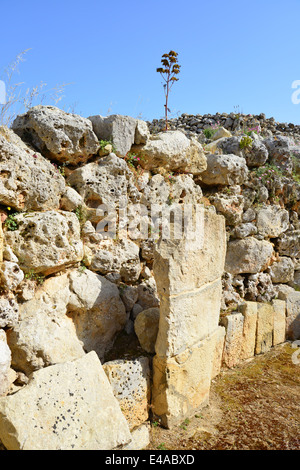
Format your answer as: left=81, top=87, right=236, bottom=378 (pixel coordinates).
left=148, top=342, right=300, bottom=450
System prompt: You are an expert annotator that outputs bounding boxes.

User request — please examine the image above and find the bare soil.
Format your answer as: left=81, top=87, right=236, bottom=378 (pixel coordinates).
left=147, top=342, right=300, bottom=450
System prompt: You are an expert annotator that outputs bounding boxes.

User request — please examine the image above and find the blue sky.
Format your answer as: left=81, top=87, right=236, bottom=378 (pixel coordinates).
left=1, top=0, right=300, bottom=124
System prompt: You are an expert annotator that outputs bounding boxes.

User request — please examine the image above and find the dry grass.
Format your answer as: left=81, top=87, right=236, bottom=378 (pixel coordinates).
left=148, top=343, right=300, bottom=450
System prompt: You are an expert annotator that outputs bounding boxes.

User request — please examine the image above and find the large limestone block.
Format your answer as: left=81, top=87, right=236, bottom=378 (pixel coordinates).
left=225, top=237, right=274, bottom=275
left=8, top=269, right=127, bottom=374
left=152, top=330, right=219, bottom=428
left=133, top=130, right=207, bottom=175
left=220, top=313, right=244, bottom=368
left=277, top=290, right=300, bottom=340
left=103, top=357, right=150, bottom=430
left=5, top=211, right=83, bottom=275
left=239, top=301, right=258, bottom=360
left=0, top=352, right=131, bottom=450
left=256, top=205, right=289, bottom=238
left=67, top=269, right=127, bottom=360
left=7, top=273, right=85, bottom=375
left=199, top=154, right=248, bottom=186
left=155, top=279, right=222, bottom=357
left=88, top=114, right=137, bottom=156
left=272, top=299, right=286, bottom=345
left=0, top=129, right=65, bottom=211
left=0, top=330, right=11, bottom=397
left=66, top=153, right=140, bottom=210
left=255, top=303, right=274, bottom=354
left=153, top=209, right=226, bottom=297
left=12, top=106, right=100, bottom=164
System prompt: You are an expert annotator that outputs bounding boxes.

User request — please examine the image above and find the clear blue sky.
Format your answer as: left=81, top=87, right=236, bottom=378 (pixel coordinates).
left=1, top=0, right=300, bottom=124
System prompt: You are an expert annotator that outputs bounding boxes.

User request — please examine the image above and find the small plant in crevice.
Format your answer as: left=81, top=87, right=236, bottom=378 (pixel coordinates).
left=239, top=135, right=253, bottom=150
left=125, top=152, right=141, bottom=170
left=4, top=208, right=19, bottom=231
left=24, top=269, right=45, bottom=285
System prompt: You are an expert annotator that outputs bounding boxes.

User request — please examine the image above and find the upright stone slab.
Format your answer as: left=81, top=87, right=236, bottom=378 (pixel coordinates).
left=220, top=313, right=244, bottom=368
left=239, top=301, right=258, bottom=360
left=255, top=303, right=274, bottom=354
left=272, top=299, right=286, bottom=345
left=151, top=208, right=226, bottom=427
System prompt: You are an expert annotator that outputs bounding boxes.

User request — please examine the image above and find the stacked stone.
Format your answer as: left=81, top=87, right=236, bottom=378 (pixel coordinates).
left=0, top=107, right=299, bottom=448
left=148, top=112, right=300, bottom=140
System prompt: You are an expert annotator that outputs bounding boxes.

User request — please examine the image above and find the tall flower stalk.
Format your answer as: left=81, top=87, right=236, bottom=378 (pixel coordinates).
left=156, top=50, right=181, bottom=131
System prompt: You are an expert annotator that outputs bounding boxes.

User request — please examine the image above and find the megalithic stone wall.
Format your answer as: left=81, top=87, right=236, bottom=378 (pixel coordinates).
left=151, top=207, right=226, bottom=428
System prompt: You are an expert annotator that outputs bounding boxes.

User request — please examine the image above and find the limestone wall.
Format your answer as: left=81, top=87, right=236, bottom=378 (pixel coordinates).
left=0, top=106, right=299, bottom=449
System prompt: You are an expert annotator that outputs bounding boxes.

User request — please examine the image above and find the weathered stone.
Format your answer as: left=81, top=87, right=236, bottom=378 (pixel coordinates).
left=133, top=130, right=207, bottom=175
left=88, top=114, right=137, bottom=156
left=256, top=205, right=289, bottom=238
left=232, top=222, right=257, bottom=239
left=8, top=269, right=127, bottom=374
left=263, top=135, right=294, bottom=173
left=153, top=210, right=226, bottom=297
left=152, top=330, right=219, bottom=428
left=7, top=272, right=85, bottom=375
left=0, top=352, right=131, bottom=450
left=277, top=290, right=300, bottom=340
left=245, top=272, right=276, bottom=302
left=155, top=279, right=222, bottom=358
left=103, top=357, right=150, bottom=430
left=220, top=313, right=244, bottom=368
left=0, top=261, right=24, bottom=290
left=5, top=211, right=83, bottom=276
left=255, top=303, right=274, bottom=354
left=134, top=308, right=160, bottom=354
left=0, top=297, right=19, bottom=328
left=141, top=173, right=202, bottom=207
left=244, top=140, right=268, bottom=167
left=89, top=238, right=141, bottom=283
left=66, top=153, right=140, bottom=211
left=123, top=424, right=150, bottom=450
left=210, top=193, right=244, bottom=226
left=120, top=285, right=139, bottom=313
left=60, top=186, right=84, bottom=212
left=268, top=256, right=294, bottom=283
left=199, top=154, right=248, bottom=186
left=225, top=237, right=274, bottom=275
left=272, top=299, right=286, bottom=345
left=137, top=278, right=160, bottom=310
left=0, top=330, right=11, bottom=397
left=67, top=269, right=127, bottom=360
left=12, top=106, right=99, bottom=164
left=239, top=301, right=258, bottom=360
left=135, top=119, right=150, bottom=145
left=211, top=127, right=232, bottom=141
left=276, top=230, right=300, bottom=258
left=0, top=129, right=66, bottom=211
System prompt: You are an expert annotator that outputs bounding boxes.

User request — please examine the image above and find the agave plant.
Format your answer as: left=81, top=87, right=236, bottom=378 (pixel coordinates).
left=156, top=50, right=181, bottom=131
